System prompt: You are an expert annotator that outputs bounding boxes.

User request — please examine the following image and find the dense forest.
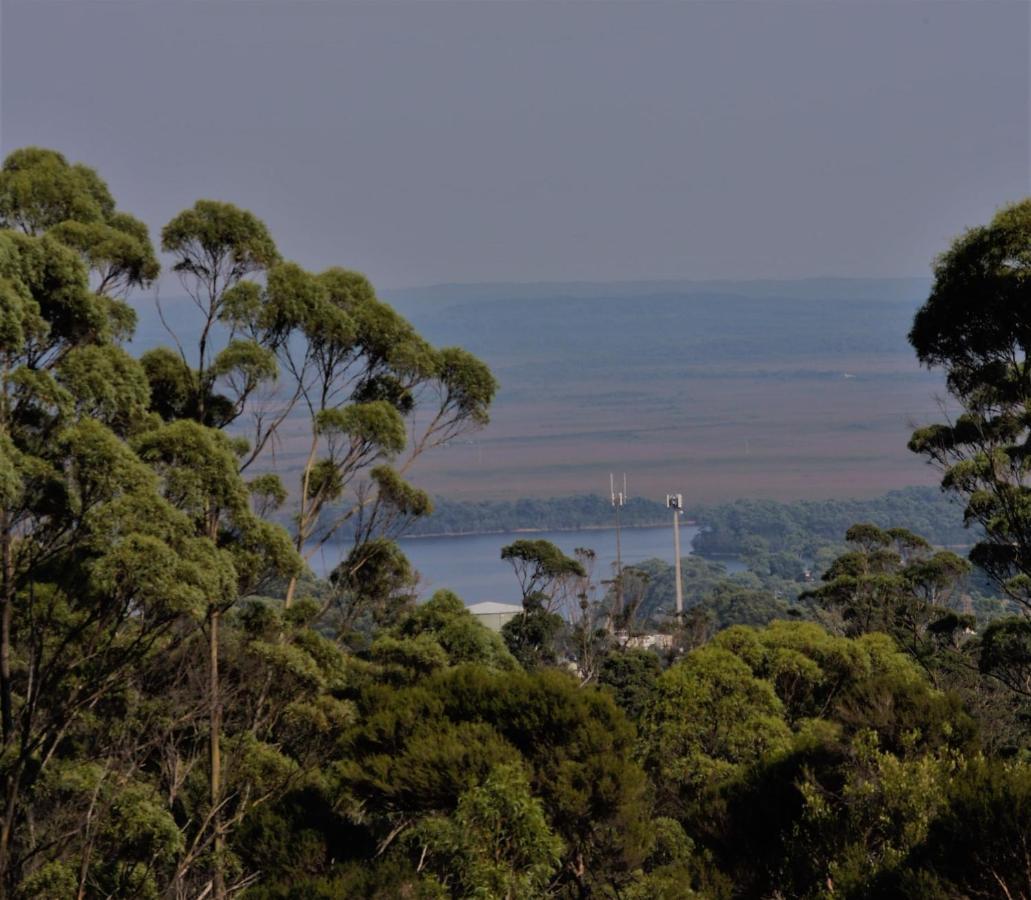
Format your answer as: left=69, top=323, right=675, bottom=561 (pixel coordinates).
left=401, top=495, right=671, bottom=535
left=403, top=485, right=971, bottom=549
left=2, top=148, right=1031, bottom=900
left=688, top=486, right=974, bottom=556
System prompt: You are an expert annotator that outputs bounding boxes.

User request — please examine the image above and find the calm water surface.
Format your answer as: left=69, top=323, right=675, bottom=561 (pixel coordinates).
left=315, top=524, right=733, bottom=604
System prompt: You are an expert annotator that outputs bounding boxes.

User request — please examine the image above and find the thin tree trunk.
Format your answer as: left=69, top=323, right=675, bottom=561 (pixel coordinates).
left=0, top=763, right=22, bottom=897
left=209, top=607, right=225, bottom=900
left=284, top=430, right=321, bottom=609
left=1, top=514, right=13, bottom=745
left=0, top=513, right=15, bottom=897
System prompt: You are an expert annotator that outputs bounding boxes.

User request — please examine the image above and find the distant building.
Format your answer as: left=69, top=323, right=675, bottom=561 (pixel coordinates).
left=467, top=601, right=522, bottom=633
left=614, top=631, right=674, bottom=651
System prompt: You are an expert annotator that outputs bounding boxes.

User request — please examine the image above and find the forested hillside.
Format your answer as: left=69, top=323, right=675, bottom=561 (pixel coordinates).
left=2, top=149, right=1031, bottom=900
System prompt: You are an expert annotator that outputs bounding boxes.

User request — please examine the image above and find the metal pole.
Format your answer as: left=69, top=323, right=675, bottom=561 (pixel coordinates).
left=667, top=493, right=684, bottom=621
left=611, top=473, right=626, bottom=615
left=615, top=500, right=623, bottom=613
left=673, top=506, right=683, bottom=619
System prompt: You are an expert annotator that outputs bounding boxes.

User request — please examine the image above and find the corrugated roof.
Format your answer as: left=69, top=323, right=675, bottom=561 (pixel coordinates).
left=467, top=601, right=522, bottom=615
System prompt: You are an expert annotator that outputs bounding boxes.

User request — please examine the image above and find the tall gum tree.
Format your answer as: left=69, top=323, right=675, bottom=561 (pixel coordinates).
left=908, top=198, right=1031, bottom=703
left=154, top=199, right=299, bottom=898
left=0, top=148, right=238, bottom=896
left=222, top=262, right=497, bottom=611
left=153, top=194, right=495, bottom=892
left=0, top=147, right=496, bottom=896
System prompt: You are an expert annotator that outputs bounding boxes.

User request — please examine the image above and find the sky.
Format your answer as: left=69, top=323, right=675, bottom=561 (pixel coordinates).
left=1, top=0, right=1028, bottom=289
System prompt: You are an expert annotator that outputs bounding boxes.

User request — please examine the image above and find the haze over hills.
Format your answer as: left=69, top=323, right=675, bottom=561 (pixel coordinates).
left=134, top=277, right=945, bottom=504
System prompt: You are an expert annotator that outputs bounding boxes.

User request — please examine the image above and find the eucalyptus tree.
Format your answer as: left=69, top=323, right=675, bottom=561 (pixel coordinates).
left=154, top=206, right=496, bottom=611
left=908, top=199, right=1031, bottom=608
left=0, top=148, right=229, bottom=895
left=154, top=197, right=495, bottom=893
left=499, top=540, right=586, bottom=669
left=801, top=524, right=972, bottom=681
left=149, top=200, right=304, bottom=897
left=0, top=162, right=304, bottom=897
left=906, top=200, right=1031, bottom=717
left=0, top=147, right=158, bottom=309
left=500, top=539, right=587, bottom=606
left=0, top=146, right=497, bottom=896
left=261, top=266, right=496, bottom=609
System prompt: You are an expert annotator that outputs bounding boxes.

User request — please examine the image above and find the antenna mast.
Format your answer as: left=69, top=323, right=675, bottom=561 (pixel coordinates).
left=611, top=473, right=627, bottom=613
left=666, top=492, right=684, bottom=620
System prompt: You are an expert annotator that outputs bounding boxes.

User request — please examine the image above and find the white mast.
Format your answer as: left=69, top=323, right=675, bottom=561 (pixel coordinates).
left=666, top=493, right=684, bottom=619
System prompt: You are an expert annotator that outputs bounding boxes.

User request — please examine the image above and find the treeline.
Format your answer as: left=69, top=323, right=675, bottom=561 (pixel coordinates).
left=402, top=495, right=670, bottom=535
left=402, top=486, right=972, bottom=551
left=691, top=485, right=974, bottom=557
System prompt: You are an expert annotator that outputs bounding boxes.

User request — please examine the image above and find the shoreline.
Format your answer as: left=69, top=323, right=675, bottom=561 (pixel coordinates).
left=400, top=520, right=697, bottom=540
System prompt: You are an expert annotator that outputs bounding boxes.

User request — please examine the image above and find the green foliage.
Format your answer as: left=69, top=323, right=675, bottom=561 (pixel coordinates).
left=315, top=401, right=407, bottom=455
left=161, top=199, right=280, bottom=284
left=599, top=647, right=662, bottom=721
left=908, top=200, right=1031, bottom=613
left=977, top=615, right=1031, bottom=697
left=501, top=538, right=586, bottom=601
left=404, top=493, right=671, bottom=535
left=369, top=465, right=433, bottom=519
left=49, top=215, right=159, bottom=297
left=57, top=343, right=152, bottom=434
left=434, top=346, right=498, bottom=428
left=386, top=589, right=517, bottom=673
left=650, top=624, right=981, bottom=898
left=803, top=523, right=973, bottom=663
left=639, top=645, right=794, bottom=810
left=328, top=537, right=418, bottom=638
left=691, top=487, right=975, bottom=560
left=410, top=763, right=563, bottom=898
left=333, top=664, right=654, bottom=896
left=500, top=597, right=566, bottom=671
left=0, top=147, right=114, bottom=234
left=874, top=755, right=1031, bottom=898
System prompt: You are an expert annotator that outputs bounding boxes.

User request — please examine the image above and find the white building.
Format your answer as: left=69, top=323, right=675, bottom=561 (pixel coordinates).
left=467, top=601, right=522, bottom=633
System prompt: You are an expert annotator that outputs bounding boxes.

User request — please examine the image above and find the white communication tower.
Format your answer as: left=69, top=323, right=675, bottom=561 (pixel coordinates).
left=666, top=493, right=684, bottom=619
left=610, top=474, right=628, bottom=612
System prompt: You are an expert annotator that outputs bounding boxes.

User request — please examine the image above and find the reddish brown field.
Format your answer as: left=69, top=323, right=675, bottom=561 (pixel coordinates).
left=271, top=351, right=945, bottom=504
left=146, top=281, right=945, bottom=506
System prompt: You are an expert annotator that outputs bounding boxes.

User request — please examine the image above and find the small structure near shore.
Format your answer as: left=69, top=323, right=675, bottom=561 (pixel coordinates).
left=467, top=600, right=522, bottom=632
left=614, top=631, right=674, bottom=651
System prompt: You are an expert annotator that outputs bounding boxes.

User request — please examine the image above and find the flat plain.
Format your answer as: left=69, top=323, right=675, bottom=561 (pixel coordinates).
left=382, top=278, right=947, bottom=502
left=136, top=278, right=947, bottom=504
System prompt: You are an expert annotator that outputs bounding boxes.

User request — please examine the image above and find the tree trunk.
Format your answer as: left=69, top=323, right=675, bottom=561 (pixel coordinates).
left=1, top=514, right=13, bottom=745
left=285, top=432, right=321, bottom=610
left=209, top=606, right=225, bottom=900
left=283, top=575, right=299, bottom=610
left=0, top=514, right=15, bottom=896
left=0, top=762, right=22, bottom=898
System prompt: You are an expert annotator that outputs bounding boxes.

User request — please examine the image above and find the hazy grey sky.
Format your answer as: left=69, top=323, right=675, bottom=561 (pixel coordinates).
left=1, top=0, right=1028, bottom=288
